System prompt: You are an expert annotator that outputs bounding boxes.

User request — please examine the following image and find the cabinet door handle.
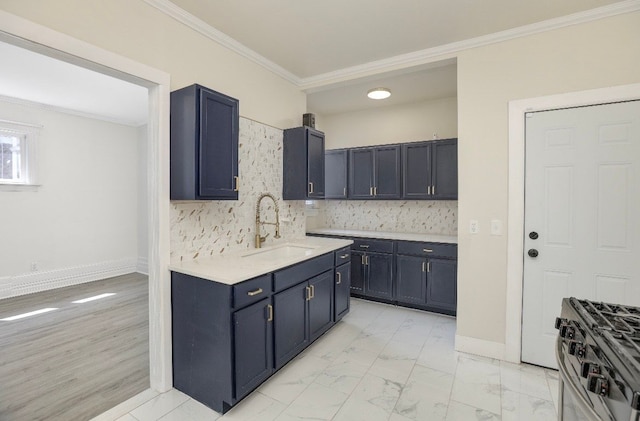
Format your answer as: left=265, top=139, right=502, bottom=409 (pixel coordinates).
left=359, top=245, right=369, bottom=249
left=233, top=176, right=239, bottom=192
left=340, top=253, right=350, bottom=259
left=422, top=261, right=426, bottom=272
left=423, top=249, right=433, bottom=253
left=374, top=186, right=377, bottom=196
left=306, top=286, right=311, bottom=301
left=427, top=262, right=431, bottom=273
left=267, top=304, right=273, bottom=321
left=247, top=288, right=263, bottom=296
left=343, top=187, right=347, bottom=196
left=361, top=254, right=365, bottom=265
left=366, top=255, right=369, bottom=265
left=308, top=182, right=314, bottom=194
left=432, top=185, right=435, bottom=195
left=369, top=186, right=374, bottom=196
left=427, top=185, right=431, bottom=195
left=310, top=285, right=315, bottom=298
left=336, top=272, right=342, bottom=284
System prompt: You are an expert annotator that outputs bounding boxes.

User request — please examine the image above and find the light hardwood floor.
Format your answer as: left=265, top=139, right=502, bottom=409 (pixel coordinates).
left=0, top=273, right=149, bottom=421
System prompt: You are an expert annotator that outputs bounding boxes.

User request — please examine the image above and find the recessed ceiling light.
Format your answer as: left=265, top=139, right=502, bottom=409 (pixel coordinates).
left=367, top=88, right=391, bottom=100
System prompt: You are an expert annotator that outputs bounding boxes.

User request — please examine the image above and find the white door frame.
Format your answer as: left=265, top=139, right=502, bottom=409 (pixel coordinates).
left=0, top=11, right=173, bottom=390
left=505, top=83, right=640, bottom=363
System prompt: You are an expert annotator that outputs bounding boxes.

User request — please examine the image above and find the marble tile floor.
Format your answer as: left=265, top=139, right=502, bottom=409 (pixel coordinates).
left=102, top=299, right=559, bottom=421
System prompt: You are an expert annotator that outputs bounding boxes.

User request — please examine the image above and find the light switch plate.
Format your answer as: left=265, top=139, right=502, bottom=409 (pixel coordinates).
left=491, top=219, right=503, bottom=235
left=469, top=220, right=479, bottom=234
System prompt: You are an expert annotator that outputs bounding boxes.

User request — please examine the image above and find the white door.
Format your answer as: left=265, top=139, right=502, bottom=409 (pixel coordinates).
left=522, top=100, right=640, bottom=368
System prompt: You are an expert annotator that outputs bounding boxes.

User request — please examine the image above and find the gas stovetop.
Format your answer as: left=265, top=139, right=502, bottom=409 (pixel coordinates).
left=556, top=298, right=640, bottom=420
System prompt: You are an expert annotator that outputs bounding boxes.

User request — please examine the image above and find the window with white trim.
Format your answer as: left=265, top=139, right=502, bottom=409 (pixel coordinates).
left=0, top=120, right=40, bottom=186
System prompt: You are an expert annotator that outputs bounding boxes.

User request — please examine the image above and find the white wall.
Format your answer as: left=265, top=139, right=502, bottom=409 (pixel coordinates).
left=0, top=0, right=305, bottom=130
left=0, top=100, right=142, bottom=296
left=456, top=11, right=640, bottom=349
left=319, top=96, right=458, bottom=149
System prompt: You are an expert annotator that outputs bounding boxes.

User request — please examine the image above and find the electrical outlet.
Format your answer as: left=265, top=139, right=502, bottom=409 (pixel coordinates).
left=469, top=220, right=479, bottom=234
left=491, top=219, right=503, bottom=235
left=30, top=262, right=38, bottom=272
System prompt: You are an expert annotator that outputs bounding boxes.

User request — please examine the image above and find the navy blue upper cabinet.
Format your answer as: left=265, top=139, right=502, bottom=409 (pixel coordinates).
left=283, top=126, right=325, bottom=200
left=402, top=139, right=457, bottom=200
left=325, top=149, right=348, bottom=199
left=170, top=84, right=239, bottom=200
left=349, top=146, right=401, bottom=199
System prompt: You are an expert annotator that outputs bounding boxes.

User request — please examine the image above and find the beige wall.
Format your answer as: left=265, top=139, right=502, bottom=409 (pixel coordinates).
left=0, top=0, right=305, bottom=129
left=318, top=97, right=458, bottom=149
left=456, top=11, right=640, bottom=345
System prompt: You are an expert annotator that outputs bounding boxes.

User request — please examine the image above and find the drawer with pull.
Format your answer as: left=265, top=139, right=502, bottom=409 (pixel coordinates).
left=396, top=241, right=457, bottom=259
left=233, top=274, right=272, bottom=309
left=351, top=238, right=394, bottom=254
left=334, top=246, right=351, bottom=266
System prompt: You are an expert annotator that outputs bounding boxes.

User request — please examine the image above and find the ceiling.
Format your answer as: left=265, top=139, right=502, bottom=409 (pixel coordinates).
left=166, top=0, right=627, bottom=115
left=0, top=41, right=148, bottom=126
left=0, top=1, right=630, bottom=120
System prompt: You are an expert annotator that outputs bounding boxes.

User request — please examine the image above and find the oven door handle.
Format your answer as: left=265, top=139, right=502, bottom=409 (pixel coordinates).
left=556, top=336, right=605, bottom=421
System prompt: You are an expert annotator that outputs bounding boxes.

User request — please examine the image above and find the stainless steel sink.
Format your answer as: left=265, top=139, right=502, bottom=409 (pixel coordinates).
left=241, top=244, right=317, bottom=260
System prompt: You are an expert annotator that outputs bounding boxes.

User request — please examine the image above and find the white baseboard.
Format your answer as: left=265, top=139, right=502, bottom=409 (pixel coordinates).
left=455, top=334, right=507, bottom=361
left=137, top=257, right=149, bottom=275
left=0, top=258, right=138, bottom=299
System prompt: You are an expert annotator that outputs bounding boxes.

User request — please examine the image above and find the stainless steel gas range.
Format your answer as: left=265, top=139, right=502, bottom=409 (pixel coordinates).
left=555, top=298, right=640, bottom=421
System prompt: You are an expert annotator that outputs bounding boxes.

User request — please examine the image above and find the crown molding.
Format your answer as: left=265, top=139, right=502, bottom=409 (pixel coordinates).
left=300, top=0, right=640, bottom=90
left=0, top=94, right=146, bottom=127
left=143, top=0, right=301, bottom=86
left=145, top=0, right=640, bottom=90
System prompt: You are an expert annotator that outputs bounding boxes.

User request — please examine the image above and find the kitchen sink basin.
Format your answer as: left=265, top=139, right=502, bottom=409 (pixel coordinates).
left=242, top=244, right=318, bottom=260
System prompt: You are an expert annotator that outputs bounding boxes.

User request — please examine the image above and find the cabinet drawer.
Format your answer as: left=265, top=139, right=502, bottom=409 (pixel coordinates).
left=233, top=274, right=272, bottom=309
left=334, top=247, right=351, bottom=265
left=396, top=241, right=457, bottom=259
left=274, top=253, right=334, bottom=292
left=351, top=238, right=394, bottom=254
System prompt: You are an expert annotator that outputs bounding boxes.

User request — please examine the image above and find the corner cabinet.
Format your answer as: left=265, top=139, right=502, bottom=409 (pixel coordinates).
left=325, top=149, right=348, bottom=199
left=349, top=145, right=401, bottom=199
left=283, top=126, right=325, bottom=200
left=171, top=250, right=349, bottom=414
left=170, top=84, right=239, bottom=200
left=402, top=139, right=457, bottom=200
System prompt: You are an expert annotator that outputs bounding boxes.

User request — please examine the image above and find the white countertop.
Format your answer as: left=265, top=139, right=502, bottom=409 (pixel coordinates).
left=306, top=228, right=457, bottom=244
left=169, top=236, right=353, bottom=285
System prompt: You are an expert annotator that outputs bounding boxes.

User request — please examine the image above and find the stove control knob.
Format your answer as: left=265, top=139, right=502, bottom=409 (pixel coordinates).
left=632, top=392, right=640, bottom=411
left=587, top=374, right=609, bottom=397
left=555, top=317, right=566, bottom=329
left=581, top=361, right=600, bottom=378
left=568, top=340, right=585, bottom=357
left=560, top=324, right=575, bottom=339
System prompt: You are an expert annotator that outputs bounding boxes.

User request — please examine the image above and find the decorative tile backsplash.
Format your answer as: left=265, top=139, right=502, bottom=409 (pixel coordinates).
left=317, top=200, right=458, bottom=235
left=170, top=118, right=306, bottom=263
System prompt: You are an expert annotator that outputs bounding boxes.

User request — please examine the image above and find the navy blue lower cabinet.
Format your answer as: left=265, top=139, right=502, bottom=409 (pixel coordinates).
left=365, top=252, right=394, bottom=300
left=171, top=250, right=350, bottom=414
left=273, top=281, right=309, bottom=370
left=309, top=270, right=334, bottom=341
left=234, top=298, right=273, bottom=399
left=396, top=254, right=426, bottom=304
left=335, top=262, right=351, bottom=321
left=350, top=251, right=366, bottom=295
left=426, top=258, right=457, bottom=313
